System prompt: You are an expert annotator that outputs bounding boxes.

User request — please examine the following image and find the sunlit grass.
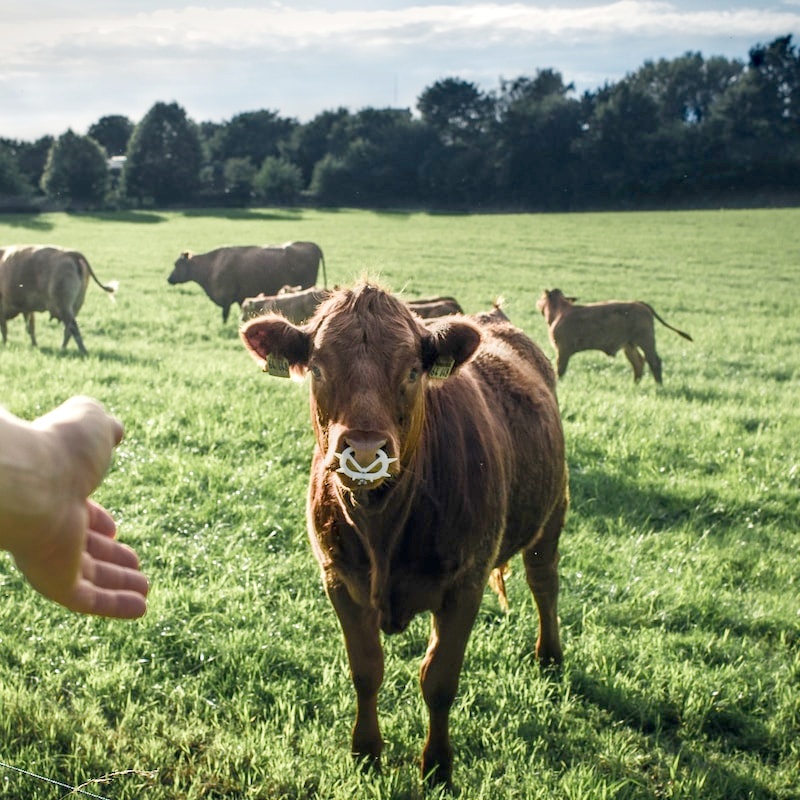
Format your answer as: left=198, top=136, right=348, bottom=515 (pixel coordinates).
left=1, top=207, right=798, bottom=799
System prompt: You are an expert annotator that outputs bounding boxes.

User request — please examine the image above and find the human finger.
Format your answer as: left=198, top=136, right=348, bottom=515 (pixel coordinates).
left=69, top=580, right=148, bottom=619
left=85, top=556, right=150, bottom=597
left=85, top=528, right=143, bottom=572
left=86, top=500, right=117, bottom=539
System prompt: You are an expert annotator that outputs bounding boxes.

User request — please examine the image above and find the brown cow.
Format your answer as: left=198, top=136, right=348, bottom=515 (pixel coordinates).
left=537, top=288, right=693, bottom=383
left=168, top=241, right=326, bottom=323
left=241, top=290, right=464, bottom=324
left=406, top=296, right=463, bottom=318
left=0, top=245, right=117, bottom=355
left=240, top=282, right=568, bottom=786
left=241, top=286, right=332, bottom=323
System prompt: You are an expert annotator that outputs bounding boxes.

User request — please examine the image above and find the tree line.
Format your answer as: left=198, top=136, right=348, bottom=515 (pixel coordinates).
left=1, top=35, right=798, bottom=212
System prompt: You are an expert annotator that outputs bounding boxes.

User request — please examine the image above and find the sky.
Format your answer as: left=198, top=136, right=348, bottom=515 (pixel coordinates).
left=3, top=1, right=799, bottom=141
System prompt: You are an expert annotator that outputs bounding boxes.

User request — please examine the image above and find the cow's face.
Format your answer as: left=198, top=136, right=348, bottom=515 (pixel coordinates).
left=167, top=252, right=193, bottom=284
left=537, top=289, right=576, bottom=321
left=241, top=284, right=480, bottom=492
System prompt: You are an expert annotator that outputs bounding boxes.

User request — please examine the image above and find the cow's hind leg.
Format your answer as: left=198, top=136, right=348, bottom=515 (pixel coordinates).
left=420, top=587, right=483, bottom=786
left=523, top=496, right=567, bottom=666
left=642, top=346, right=663, bottom=384
left=24, top=313, right=37, bottom=347
left=327, top=584, right=384, bottom=769
left=623, top=344, right=645, bottom=382
left=62, top=317, right=88, bottom=355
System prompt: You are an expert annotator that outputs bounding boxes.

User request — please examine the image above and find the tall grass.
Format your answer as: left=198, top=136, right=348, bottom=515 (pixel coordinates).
left=0, top=208, right=798, bottom=799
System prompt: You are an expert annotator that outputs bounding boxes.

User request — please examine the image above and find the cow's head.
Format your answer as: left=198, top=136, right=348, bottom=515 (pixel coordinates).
left=240, top=283, right=481, bottom=492
left=537, top=289, right=577, bottom=322
left=167, top=252, right=193, bottom=284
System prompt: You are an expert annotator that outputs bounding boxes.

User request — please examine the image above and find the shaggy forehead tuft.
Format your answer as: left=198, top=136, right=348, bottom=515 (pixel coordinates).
left=311, top=282, right=423, bottom=352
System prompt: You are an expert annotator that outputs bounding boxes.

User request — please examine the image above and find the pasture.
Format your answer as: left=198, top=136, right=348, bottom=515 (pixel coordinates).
left=0, top=207, right=798, bottom=800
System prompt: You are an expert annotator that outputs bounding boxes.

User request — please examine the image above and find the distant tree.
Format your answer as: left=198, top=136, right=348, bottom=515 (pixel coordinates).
left=253, top=156, right=303, bottom=205
left=699, top=37, right=800, bottom=192
left=5, top=136, right=54, bottom=195
left=627, top=53, right=742, bottom=127
left=416, top=80, right=497, bottom=205
left=310, top=109, right=435, bottom=206
left=495, top=69, right=583, bottom=207
left=88, top=115, right=134, bottom=156
left=417, top=78, right=495, bottom=145
left=749, top=35, right=800, bottom=124
left=40, top=130, right=108, bottom=207
left=574, top=80, right=665, bottom=199
left=123, top=102, right=202, bottom=206
left=280, top=108, right=351, bottom=186
left=0, top=141, right=32, bottom=197
left=222, top=157, right=256, bottom=206
left=207, top=110, right=297, bottom=166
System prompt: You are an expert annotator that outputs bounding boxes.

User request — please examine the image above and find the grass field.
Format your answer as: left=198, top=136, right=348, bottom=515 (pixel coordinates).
left=0, top=207, right=798, bottom=800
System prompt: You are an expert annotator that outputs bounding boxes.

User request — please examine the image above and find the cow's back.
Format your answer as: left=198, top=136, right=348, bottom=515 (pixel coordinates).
left=213, top=246, right=318, bottom=302
left=413, top=319, right=565, bottom=572
left=468, top=321, right=566, bottom=560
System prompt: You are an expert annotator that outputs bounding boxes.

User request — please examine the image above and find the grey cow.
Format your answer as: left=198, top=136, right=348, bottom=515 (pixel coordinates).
left=168, top=241, right=326, bottom=323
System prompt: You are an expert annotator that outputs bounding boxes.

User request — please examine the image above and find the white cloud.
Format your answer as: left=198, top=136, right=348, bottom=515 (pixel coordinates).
left=4, top=3, right=798, bottom=58
left=2, top=2, right=799, bottom=139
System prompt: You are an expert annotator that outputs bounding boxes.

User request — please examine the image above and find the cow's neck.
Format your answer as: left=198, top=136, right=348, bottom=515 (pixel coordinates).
left=328, top=393, right=426, bottom=621
left=335, top=463, right=419, bottom=619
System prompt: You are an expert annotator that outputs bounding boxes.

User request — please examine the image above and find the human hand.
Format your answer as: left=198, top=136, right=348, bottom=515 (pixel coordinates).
left=1, top=396, right=148, bottom=618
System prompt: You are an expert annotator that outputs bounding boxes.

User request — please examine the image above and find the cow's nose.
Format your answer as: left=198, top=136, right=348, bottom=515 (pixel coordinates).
left=344, top=432, right=388, bottom=468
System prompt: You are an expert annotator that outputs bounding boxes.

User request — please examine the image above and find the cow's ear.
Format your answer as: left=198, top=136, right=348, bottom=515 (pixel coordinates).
left=240, top=315, right=311, bottom=378
left=421, top=320, right=481, bottom=379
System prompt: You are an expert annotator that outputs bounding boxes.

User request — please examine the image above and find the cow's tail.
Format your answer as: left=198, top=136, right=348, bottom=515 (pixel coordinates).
left=488, top=564, right=510, bottom=613
left=647, top=304, right=693, bottom=341
left=320, top=249, right=328, bottom=289
left=77, top=255, right=119, bottom=302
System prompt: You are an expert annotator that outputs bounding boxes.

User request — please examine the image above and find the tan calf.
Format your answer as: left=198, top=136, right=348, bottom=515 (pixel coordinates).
left=537, top=288, right=692, bottom=383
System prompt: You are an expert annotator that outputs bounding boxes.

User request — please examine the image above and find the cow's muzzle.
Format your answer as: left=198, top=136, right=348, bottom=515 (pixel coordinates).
left=333, top=431, right=398, bottom=487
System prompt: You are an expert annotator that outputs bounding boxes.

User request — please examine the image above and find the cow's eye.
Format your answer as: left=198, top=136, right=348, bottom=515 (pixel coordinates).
left=408, top=367, right=419, bottom=383
left=310, top=364, right=322, bottom=380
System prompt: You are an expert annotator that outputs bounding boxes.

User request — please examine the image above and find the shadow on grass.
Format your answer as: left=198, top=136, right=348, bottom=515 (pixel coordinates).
left=568, top=668, right=781, bottom=799
left=72, top=210, right=166, bottom=224
left=0, top=214, right=56, bottom=231
left=28, top=345, right=163, bottom=368
left=569, top=464, right=797, bottom=533
left=180, top=208, right=305, bottom=222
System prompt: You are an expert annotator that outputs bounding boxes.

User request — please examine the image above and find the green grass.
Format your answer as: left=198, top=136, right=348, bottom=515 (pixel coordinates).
left=0, top=207, right=798, bottom=799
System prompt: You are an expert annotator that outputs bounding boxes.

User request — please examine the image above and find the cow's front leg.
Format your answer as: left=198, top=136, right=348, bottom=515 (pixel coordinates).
left=419, top=586, right=483, bottom=787
left=326, top=582, right=384, bottom=768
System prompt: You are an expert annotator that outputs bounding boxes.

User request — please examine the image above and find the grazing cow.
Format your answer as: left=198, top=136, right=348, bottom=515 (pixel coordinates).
left=406, top=296, right=463, bottom=318
left=240, top=282, right=568, bottom=786
left=168, top=241, right=326, bottom=323
left=0, top=245, right=117, bottom=355
left=241, top=286, right=332, bottom=323
left=241, top=290, right=464, bottom=325
left=537, top=288, right=693, bottom=383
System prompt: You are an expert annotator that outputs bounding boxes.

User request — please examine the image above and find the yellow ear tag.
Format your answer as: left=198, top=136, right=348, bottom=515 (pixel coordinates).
left=429, top=357, right=454, bottom=380
left=265, top=355, right=291, bottom=378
